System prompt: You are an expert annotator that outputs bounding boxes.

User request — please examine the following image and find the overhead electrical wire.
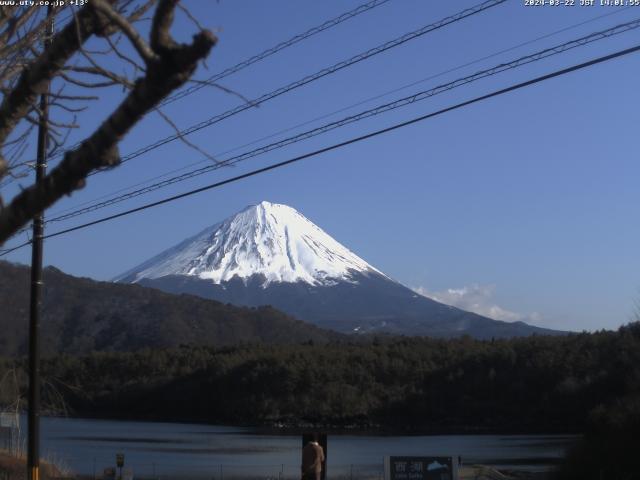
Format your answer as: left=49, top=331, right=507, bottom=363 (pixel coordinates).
left=100, top=0, right=506, bottom=171
left=0, top=40, right=634, bottom=257
left=0, top=0, right=393, bottom=187
left=45, top=5, right=634, bottom=221
left=40, top=17, right=640, bottom=226
left=13, top=0, right=503, bottom=178
left=0, top=242, right=30, bottom=257
left=2, top=0, right=508, bottom=243
left=160, top=0, right=394, bottom=106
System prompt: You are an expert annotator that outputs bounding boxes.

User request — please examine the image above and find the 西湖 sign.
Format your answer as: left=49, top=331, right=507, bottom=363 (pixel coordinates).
left=384, top=456, right=458, bottom=480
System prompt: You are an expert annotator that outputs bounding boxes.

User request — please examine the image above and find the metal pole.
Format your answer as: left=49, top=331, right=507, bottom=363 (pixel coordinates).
left=27, top=7, right=54, bottom=480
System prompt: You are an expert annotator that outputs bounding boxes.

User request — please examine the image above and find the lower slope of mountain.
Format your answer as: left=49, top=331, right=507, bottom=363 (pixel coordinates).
left=0, top=261, right=341, bottom=357
left=137, top=272, right=557, bottom=338
left=117, top=201, right=561, bottom=338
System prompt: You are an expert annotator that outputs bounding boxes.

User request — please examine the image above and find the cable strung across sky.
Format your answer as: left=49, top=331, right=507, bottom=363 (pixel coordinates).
left=4, top=42, right=632, bottom=251
left=42, top=17, right=640, bottom=226
left=2, top=0, right=508, bottom=242
left=0, top=0, right=392, bottom=187
left=159, top=0, right=394, bottom=107
left=108, top=0, right=506, bottom=170
left=14, top=0, right=505, bottom=178
left=45, top=5, right=633, bottom=221
left=3, top=0, right=493, bottom=191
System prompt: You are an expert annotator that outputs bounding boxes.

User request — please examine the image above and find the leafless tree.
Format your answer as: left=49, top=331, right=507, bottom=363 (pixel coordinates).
left=0, top=0, right=216, bottom=245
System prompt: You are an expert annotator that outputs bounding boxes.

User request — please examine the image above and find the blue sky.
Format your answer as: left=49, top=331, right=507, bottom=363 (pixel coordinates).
left=2, top=0, right=640, bottom=332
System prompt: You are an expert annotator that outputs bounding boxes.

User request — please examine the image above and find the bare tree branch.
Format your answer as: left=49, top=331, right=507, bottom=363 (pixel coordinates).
left=177, top=1, right=207, bottom=33
left=92, top=0, right=158, bottom=64
left=155, top=106, right=218, bottom=163
left=0, top=4, right=112, bottom=163
left=49, top=92, right=99, bottom=101
left=128, top=0, right=157, bottom=22
left=66, top=61, right=135, bottom=89
left=59, top=70, right=119, bottom=89
left=0, top=0, right=216, bottom=244
left=105, top=33, right=146, bottom=73
left=188, top=78, right=255, bottom=106
left=150, top=0, right=178, bottom=51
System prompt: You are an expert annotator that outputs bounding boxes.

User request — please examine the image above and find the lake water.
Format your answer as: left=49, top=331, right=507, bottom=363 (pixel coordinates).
left=26, top=416, right=576, bottom=479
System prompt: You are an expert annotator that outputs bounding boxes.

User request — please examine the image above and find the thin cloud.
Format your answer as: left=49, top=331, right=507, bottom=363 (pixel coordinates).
left=414, top=284, right=543, bottom=325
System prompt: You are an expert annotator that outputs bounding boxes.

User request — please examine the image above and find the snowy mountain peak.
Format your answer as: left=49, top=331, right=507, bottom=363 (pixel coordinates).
left=115, top=201, right=386, bottom=286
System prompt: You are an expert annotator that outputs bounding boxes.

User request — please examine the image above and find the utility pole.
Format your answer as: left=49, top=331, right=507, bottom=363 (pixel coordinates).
left=28, top=7, right=54, bottom=480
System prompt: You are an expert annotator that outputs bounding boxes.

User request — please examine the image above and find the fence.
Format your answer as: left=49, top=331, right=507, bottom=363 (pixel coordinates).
left=0, top=412, right=21, bottom=458
left=67, top=461, right=386, bottom=480
left=0, top=459, right=540, bottom=480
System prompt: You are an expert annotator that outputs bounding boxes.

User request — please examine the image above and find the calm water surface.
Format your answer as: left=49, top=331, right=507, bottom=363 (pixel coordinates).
left=29, top=417, right=576, bottom=479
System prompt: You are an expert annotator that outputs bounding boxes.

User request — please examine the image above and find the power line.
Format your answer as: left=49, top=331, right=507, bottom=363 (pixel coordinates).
left=3, top=42, right=638, bottom=255
left=3, top=0, right=508, bottom=241
left=29, top=43, right=640, bottom=244
left=1, top=0, right=392, bottom=186
left=43, top=17, right=640, bottom=225
left=25, top=0, right=509, bottom=176
left=8, top=0, right=501, bottom=183
left=0, top=241, right=31, bottom=257
left=160, top=0, right=393, bottom=106
left=45, top=5, right=633, bottom=221
left=104, top=0, right=505, bottom=171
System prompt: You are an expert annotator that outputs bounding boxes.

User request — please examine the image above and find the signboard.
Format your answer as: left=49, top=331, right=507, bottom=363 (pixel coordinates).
left=384, top=456, right=458, bottom=480
left=116, top=453, right=125, bottom=468
left=103, top=467, right=116, bottom=480
left=0, top=426, right=11, bottom=449
left=0, top=412, right=18, bottom=428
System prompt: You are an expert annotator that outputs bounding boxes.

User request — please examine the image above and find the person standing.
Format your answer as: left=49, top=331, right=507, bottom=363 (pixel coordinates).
left=301, top=433, right=325, bottom=480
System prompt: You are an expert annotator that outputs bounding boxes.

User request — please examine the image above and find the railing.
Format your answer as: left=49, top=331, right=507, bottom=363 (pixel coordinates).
left=0, top=462, right=541, bottom=480
left=63, top=461, right=387, bottom=480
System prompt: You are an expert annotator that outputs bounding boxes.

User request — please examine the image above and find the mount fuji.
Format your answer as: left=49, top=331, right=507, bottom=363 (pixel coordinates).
left=115, top=201, right=557, bottom=338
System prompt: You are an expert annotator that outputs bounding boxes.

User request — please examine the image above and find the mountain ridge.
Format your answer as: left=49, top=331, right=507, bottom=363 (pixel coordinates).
left=0, top=260, right=342, bottom=357
left=115, top=201, right=385, bottom=287
left=116, top=201, right=562, bottom=338
left=136, top=271, right=560, bottom=338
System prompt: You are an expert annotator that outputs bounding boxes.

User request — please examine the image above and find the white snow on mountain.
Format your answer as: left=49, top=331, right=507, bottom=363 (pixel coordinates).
left=115, top=201, right=386, bottom=286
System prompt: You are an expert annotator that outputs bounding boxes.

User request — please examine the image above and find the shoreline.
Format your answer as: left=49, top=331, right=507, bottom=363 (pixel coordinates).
left=31, top=412, right=584, bottom=437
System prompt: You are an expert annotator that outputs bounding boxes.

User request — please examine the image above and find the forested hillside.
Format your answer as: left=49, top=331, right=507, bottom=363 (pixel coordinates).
left=0, top=261, right=341, bottom=356
left=1, top=323, right=638, bottom=433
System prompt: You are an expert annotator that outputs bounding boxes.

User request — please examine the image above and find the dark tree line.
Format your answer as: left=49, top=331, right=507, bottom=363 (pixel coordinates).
left=3, top=324, right=640, bottom=478
left=1, top=323, right=639, bottom=434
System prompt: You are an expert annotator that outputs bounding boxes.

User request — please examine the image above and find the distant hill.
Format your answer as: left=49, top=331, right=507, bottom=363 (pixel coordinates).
left=0, top=261, right=342, bottom=356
